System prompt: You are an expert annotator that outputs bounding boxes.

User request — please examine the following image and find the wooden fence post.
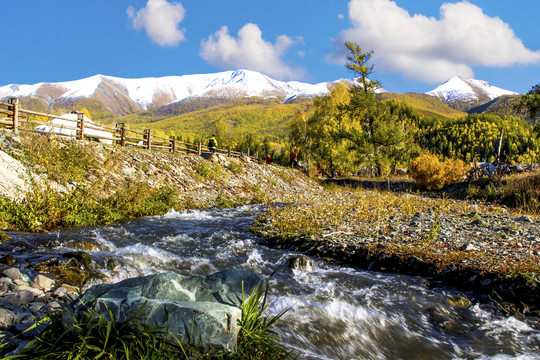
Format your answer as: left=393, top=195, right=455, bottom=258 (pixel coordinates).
left=116, top=123, right=126, bottom=146
left=198, top=142, right=202, bottom=155
left=247, top=148, right=250, bottom=157
left=76, top=111, right=84, bottom=140
left=9, top=98, right=19, bottom=134
left=144, top=129, right=152, bottom=150
left=228, top=147, right=231, bottom=157
left=170, top=136, right=176, bottom=153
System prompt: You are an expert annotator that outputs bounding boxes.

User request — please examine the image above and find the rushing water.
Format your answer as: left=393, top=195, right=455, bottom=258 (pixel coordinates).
left=9, top=206, right=540, bottom=360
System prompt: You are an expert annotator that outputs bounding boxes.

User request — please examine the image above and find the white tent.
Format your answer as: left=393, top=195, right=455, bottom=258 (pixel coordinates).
left=35, top=113, right=114, bottom=144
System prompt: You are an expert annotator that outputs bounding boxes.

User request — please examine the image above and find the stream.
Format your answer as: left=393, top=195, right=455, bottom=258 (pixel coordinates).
left=8, top=206, right=540, bottom=360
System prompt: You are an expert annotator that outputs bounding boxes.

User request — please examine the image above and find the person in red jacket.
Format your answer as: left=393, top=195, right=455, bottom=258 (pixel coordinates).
left=289, top=151, right=297, bottom=168
left=266, top=155, right=273, bottom=164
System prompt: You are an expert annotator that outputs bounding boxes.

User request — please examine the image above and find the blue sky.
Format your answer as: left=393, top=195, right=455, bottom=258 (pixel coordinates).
left=2, top=0, right=539, bottom=93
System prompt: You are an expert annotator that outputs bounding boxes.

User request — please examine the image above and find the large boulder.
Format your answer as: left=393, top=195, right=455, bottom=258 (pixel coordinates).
left=73, top=269, right=264, bottom=352
left=200, top=152, right=230, bottom=166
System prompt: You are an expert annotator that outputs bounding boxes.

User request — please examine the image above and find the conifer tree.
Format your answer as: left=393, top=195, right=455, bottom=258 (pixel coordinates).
left=341, top=42, right=411, bottom=175
left=516, top=84, right=540, bottom=123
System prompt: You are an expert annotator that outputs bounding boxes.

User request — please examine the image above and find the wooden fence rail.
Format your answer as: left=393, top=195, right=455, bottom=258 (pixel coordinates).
left=0, top=98, right=259, bottom=161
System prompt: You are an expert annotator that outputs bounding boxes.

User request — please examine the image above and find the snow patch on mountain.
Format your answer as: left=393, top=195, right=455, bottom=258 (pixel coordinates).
left=426, top=76, right=517, bottom=104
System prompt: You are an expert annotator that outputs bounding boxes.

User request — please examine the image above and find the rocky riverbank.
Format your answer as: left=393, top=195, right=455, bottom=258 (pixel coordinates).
left=251, top=187, right=540, bottom=318
left=0, top=132, right=323, bottom=210
left=0, top=267, right=81, bottom=355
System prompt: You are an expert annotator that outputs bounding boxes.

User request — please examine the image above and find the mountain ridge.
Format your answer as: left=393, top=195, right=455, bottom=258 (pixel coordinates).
left=0, top=70, right=335, bottom=116
left=0, top=70, right=519, bottom=118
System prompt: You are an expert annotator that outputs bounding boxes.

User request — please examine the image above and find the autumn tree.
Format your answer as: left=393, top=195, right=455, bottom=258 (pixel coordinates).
left=290, top=82, right=357, bottom=176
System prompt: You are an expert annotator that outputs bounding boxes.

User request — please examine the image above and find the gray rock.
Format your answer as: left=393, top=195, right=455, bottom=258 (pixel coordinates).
left=15, top=286, right=45, bottom=298
left=42, top=301, right=62, bottom=312
left=201, top=152, right=230, bottom=166
left=0, top=308, right=16, bottom=328
left=0, top=277, right=16, bottom=294
left=33, top=275, right=55, bottom=292
left=13, top=279, right=29, bottom=287
left=288, top=255, right=316, bottom=271
left=75, top=269, right=264, bottom=352
left=460, top=243, right=477, bottom=252
left=515, top=216, right=533, bottom=223
left=2, top=268, right=24, bottom=281
left=4, top=339, right=31, bottom=357
left=0, top=290, right=35, bottom=307
left=28, top=302, right=46, bottom=313
left=53, top=287, right=68, bottom=297
left=0, top=330, right=14, bottom=343
left=469, top=219, right=484, bottom=226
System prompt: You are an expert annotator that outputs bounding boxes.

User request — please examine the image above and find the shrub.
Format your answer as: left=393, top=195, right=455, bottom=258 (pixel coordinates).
left=195, top=161, right=211, bottom=177
left=21, top=134, right=95, bottom=185
left=0, top=183, right=179, bottom=232
left=228, top=160, right=244, bottom=175
left=499, top=172, right=540, bottom=214
left=410, top=153, right=469, bottom=190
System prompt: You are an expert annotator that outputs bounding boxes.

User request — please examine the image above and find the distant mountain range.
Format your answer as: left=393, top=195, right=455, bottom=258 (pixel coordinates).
left=0, top=70, right=520, bottom=117
left=0, top=70, right=336, bottom=116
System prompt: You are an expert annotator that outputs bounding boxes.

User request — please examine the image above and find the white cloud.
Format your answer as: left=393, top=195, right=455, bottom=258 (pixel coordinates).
left=199, top=23, right=307, bottom=80
left=127, top=0, right=186, bottom=47
left=328, top=0, right=540, bottom=83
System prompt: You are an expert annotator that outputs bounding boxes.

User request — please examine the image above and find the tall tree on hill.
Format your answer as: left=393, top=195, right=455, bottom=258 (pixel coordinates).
left=339, top=42, right=411, bottom=175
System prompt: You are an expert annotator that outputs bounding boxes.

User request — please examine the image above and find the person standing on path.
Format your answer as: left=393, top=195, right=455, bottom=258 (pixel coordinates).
left=208, top=135, right=217, bottom=153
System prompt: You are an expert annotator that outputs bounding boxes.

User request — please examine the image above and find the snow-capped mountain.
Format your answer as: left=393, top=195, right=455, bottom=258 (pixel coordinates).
left=0, top=70, right=334, bottom=116
left=426, top=76, right=518, bottom=108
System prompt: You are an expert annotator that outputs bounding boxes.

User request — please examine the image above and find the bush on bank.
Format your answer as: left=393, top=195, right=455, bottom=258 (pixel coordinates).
left=0, top=183, right=179, bottom=232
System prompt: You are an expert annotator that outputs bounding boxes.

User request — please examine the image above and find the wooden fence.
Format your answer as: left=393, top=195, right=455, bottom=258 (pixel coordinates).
left=0, top=98, right=259, bottom=161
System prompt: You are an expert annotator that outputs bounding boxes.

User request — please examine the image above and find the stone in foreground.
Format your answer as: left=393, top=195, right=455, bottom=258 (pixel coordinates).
left=74, top=269, right=264, bottom=352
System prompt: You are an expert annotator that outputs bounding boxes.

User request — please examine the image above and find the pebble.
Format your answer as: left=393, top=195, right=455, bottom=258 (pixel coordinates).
left=460, top=243, right=477, bottom=252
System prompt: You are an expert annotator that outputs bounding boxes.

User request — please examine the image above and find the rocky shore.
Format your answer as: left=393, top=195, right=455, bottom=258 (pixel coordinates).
left=0, top=133, right=321, bottom=208
left=0, top=267, right=81, bottom=355
left=251, top=187, right=540, bottom=318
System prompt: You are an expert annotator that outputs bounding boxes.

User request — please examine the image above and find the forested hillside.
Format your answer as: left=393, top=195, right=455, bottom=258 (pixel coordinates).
left=7, top=46, right=538, bottom=175
left=414, top=114, right=538, bottom=164
left=378, top=92, right=467, bottom=120
left=108, top=97, right=312, bottom=144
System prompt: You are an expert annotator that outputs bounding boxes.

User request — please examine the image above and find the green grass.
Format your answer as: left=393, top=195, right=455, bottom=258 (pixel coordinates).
left=0, top=133, right=181, bottom=232
left=0, top=182, right=179, bottom=232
